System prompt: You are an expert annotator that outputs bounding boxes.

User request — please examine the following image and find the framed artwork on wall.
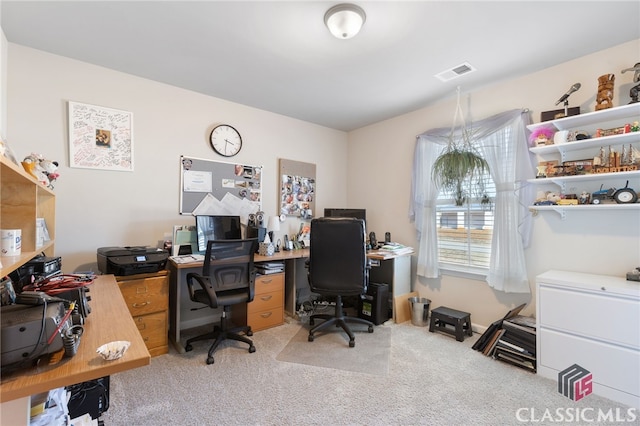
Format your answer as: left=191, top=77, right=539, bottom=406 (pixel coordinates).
left=279, top=159, right=316, bottom=219
left=68, top=101, right=134, bottom=171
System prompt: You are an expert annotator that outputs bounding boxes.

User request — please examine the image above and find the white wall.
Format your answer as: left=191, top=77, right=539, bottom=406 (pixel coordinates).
left=0, top=18, right=7, bottom=139
left=6, top=45, right=348, bottom=272
left=348, top=39, right=640, bottom=325
left=5, top=39, right=639, bottom=328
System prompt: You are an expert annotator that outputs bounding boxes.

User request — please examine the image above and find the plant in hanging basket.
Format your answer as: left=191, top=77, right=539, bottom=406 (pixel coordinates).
left=431, top=88, right=489, bottom=204
left=432, top=138, right=489, bottom=203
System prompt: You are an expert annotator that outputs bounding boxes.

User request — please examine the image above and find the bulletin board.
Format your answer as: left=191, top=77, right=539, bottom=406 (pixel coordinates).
left=280, top=158, right=316, bottom=219
left=179, top=156, right=262, bottom=220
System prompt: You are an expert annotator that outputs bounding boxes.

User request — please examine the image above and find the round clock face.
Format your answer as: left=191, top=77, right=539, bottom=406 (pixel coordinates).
left=210, top=124, right=242, bottom=157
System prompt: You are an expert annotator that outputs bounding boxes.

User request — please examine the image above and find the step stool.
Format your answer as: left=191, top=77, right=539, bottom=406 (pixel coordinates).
left=429, top=306, right=472, bottom=342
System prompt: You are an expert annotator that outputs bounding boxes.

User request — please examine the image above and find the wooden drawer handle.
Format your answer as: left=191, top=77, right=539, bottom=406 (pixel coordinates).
left=132, top=301, right=150, bottom=308
left=260, top=295, right=273, bottom=301
left=261, top=278, right=273, bottom=284
left=260, top=312, right=273, bottom=318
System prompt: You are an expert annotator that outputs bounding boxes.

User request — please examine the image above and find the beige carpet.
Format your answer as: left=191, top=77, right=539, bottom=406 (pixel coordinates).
left=276, top=323, right=391, bottom=375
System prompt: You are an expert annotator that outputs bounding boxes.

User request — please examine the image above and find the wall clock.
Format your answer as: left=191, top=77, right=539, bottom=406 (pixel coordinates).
left=209, top=124, right=242, bottom=157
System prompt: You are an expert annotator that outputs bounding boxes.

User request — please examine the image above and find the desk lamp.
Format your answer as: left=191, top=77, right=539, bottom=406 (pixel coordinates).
left=268, top=216, right=281, bottom=251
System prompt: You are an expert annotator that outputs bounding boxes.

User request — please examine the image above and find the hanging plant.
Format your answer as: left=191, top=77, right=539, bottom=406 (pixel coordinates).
left=431, top=88, right=489, bottom=203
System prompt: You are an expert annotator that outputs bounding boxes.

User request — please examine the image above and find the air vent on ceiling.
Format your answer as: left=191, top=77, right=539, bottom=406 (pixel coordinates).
left=434, top=62, right=477, bottom=82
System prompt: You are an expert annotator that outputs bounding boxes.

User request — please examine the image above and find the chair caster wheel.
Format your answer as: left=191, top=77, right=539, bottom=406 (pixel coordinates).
left=349, top=340, right=355, bottom=348
left=247, top=330, right=253, bottom=337
left=249, top=345, right=256, bottom=353
left=185, top=344, right=193, bottom=352
left=206, top=357, right=215, bottom=365
left=308, top=334, right=314, bottom=342
left=368, top=325, right=374, bottom=333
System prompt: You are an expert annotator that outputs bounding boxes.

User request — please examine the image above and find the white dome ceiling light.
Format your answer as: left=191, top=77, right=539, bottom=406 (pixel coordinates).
left=324, top=3, right=366, bottom=40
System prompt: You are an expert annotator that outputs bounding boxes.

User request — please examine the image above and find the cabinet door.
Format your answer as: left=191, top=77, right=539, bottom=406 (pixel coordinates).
left=135, top=311, right=168, bottom=348
left=248, top=307, right=283, bottom=331
left=249, top=290, right=282, bottom=314
left=255, top=273, right=284, bottom=295
left=539, top=328, right=640, bottom=399
left=119, top=275, right=169, bottom=316
left=539, top=284, right=640, bottom=347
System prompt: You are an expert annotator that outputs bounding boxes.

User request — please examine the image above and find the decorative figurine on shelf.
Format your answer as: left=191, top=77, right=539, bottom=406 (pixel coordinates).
left=595, top=73, right=615, bottom=110
left=578, top=191, right=590, bottom=205
left=621, top=62, right=640, bottom=104
left=22, top=153, right=60, bottom=189
left=529, top=126, right=555, bottom=147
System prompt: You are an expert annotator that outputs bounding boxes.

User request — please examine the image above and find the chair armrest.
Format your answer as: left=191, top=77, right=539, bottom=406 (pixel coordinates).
left=248, top=269, right=256, bottom=303
left=186, top=272, right=219, bottom=308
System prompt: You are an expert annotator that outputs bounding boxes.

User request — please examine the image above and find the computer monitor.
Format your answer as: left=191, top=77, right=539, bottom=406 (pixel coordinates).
left=323, top=208, right=366, bottom=224
left=195, top=215, right=242, bottom=253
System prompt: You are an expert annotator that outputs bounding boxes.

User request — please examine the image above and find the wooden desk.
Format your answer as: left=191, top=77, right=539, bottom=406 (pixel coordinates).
left=167, top=247, right=414, bottom=350
left=0, top=275, right=151, bottom=425
left=168, top=248, right=309, bottom=353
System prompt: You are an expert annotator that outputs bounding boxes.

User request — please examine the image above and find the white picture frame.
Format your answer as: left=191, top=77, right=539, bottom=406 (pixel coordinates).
left=68, top=101, right=134, bottom=171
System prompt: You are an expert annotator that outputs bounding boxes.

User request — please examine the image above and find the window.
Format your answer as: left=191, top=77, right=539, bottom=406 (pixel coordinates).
left=410, top=109, right=533, bottom=292
left=435, top=167, right=495, bottom=271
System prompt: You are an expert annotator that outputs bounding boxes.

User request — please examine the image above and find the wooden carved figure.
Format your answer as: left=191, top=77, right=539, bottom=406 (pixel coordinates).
left=595, top=73, right=615, bottom=110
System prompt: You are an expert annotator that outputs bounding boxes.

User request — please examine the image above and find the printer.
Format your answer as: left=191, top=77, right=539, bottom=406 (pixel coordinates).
left=97, top=246, right=168, bottom=276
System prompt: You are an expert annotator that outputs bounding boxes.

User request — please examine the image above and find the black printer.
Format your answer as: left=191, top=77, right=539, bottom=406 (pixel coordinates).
left=97, top=246, right=168, bottom=276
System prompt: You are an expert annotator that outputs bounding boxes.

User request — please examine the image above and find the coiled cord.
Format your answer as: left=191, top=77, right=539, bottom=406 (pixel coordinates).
left=63, top=325, right=84, bottom=357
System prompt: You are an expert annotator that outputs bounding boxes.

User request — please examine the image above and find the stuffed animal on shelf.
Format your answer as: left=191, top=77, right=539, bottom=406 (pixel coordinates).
left=22, top=153, right=60, bottom=189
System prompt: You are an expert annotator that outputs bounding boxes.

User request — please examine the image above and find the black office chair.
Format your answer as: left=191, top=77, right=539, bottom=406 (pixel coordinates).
left=306, top=217, right=374, bottom=347
left=184, top=238, right=258, bottom=364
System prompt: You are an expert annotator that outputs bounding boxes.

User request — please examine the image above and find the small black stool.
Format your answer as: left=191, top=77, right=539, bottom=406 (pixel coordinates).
left=429, top=306, right=472, bottom=342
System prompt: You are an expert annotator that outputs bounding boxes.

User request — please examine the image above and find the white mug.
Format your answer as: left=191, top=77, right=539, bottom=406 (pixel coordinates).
left=1, top=229, right=22, bottom=256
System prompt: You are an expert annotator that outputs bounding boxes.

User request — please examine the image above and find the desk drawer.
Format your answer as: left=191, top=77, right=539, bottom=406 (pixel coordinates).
left=248, top=307, right=283, bottom=331
left=538, top=285, right=640, bottom=347
left=255, top=273, right=284, bottom=295
left=134, top=311, right=168, bottom=355
left=119, top=276, right=169, bottom=316
left=248, top=290, right=282, bottom=314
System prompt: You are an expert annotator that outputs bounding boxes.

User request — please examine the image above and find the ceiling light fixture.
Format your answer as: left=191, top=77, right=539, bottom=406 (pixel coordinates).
left=324, top=3, right=366, bottom=40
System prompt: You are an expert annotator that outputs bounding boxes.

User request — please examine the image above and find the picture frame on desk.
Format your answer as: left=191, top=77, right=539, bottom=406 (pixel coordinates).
left=172, top=225, right=197, bottom=256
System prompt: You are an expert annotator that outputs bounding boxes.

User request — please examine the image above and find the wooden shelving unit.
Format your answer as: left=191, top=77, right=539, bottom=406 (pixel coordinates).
left=1, top=155, right=56, bottom=277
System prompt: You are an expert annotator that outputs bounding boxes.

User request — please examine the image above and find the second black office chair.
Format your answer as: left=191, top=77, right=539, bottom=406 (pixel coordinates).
left=184, top=238, right=258, bottom=364
left=307, top=217, right=374, bottom=347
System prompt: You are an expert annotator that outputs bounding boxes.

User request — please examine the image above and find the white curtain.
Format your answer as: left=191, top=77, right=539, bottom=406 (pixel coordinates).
left=409, top=109, right=536, bottom=293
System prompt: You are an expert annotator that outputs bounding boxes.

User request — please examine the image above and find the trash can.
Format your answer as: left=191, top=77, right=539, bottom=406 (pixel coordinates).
left=408, top=297, right=431, bottom=326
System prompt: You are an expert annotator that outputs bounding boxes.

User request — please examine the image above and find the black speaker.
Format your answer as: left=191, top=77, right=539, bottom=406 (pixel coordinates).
left=246, top=226, right=266, bottom=243
left=358, top=282, right=389, bottom=325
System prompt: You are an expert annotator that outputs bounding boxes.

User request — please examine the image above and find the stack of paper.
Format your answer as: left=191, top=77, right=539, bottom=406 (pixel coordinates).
left=256, top=261, right=284, bottom=275
left=378, top=243, right=414, bottom=256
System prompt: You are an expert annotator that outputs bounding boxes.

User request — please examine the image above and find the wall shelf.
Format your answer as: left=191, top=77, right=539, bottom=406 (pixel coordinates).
left=529, top=203, right=640, bottom=219
left=528, top=104, right=640, bottom=213
left=0, top=155, right=56, bottom=277
left=528, top=103, right=640, bottom=133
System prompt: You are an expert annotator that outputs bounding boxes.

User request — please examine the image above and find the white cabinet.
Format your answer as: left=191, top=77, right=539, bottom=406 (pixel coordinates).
left=536, top=270, right=640, bottom=408
left=527, top=104, right=640, bottom=217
